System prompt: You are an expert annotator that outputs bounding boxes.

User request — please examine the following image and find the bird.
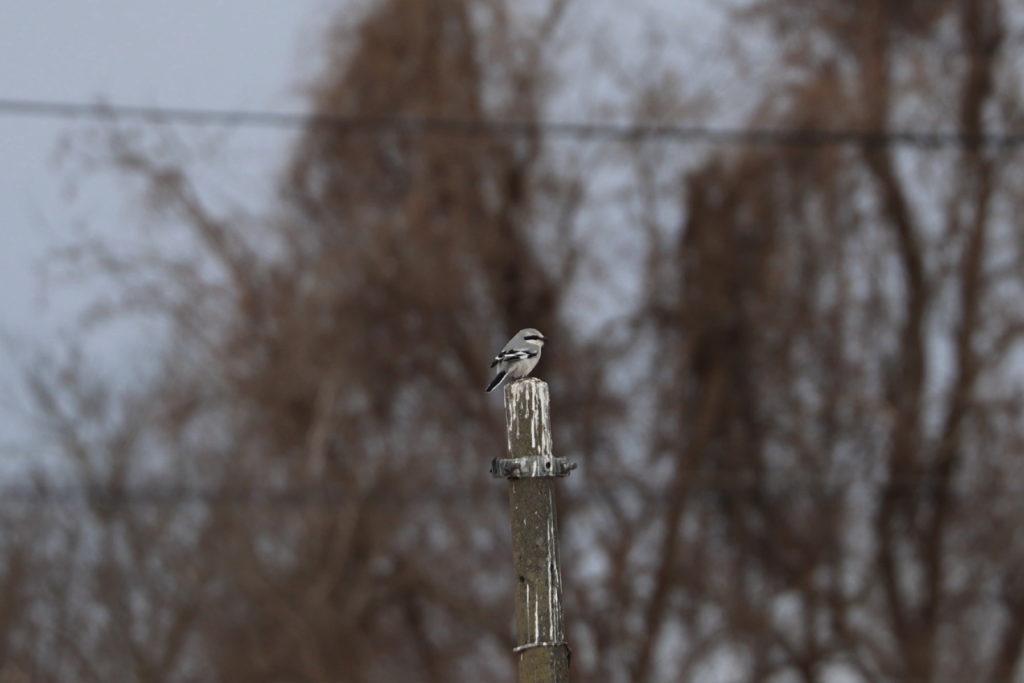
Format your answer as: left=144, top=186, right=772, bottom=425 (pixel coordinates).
left=485, top=328, right=547, bottom=392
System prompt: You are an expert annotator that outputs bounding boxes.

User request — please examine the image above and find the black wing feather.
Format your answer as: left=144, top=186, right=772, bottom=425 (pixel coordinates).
left=485, top=370, right=507, bottom=392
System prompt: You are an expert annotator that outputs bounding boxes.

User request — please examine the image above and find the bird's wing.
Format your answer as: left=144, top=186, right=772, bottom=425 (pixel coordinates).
left=490, top=348, right=538, bottom=367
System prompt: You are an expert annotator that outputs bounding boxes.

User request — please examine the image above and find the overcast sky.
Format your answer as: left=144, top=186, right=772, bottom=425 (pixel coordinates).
left=0, top=0, right=727, bottom=457
left=0, top=1, right=335, bottom=451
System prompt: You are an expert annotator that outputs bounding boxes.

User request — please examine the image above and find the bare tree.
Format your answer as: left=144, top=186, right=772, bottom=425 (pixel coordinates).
left=606, top=1, right=1024, bottom=681
left=8, top=1, right=1024, bottom=681
left=13, top=1, right=598, bottom=681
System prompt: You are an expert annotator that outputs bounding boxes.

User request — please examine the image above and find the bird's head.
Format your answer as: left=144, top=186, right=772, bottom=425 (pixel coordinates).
left=521, top=328, right=547, bottom=346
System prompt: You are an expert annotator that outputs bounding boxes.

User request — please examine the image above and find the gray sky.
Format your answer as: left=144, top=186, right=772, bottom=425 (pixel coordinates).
left=0, top=0, right=726, bottom=449
left=0, top=1, right=330, bottom=447
left=0, top=0, right=708, bottom=352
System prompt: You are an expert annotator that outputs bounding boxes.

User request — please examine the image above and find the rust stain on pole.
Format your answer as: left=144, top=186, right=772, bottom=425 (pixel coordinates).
left=502, top=378, right=571, bottom=682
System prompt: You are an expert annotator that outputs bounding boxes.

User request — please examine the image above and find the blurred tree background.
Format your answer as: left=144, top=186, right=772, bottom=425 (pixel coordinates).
left=5, top=0, right=1024, bottom=681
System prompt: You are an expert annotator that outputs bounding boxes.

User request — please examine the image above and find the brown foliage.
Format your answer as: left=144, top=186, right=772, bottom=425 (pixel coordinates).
left=6, top=0, right=1024, bottom=681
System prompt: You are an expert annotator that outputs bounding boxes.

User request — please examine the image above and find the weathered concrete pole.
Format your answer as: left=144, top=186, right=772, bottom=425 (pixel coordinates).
left=491, top=378, right=575, bottom=682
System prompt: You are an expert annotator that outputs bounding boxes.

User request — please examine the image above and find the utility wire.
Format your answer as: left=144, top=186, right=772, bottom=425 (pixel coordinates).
left=0, top=478, right=1014, bottom=506
left=2, top=97, right=1024, bottom=150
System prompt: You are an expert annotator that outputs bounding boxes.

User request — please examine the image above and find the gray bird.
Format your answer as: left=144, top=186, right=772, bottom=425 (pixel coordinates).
left=485, top=328, right=547, bottom=392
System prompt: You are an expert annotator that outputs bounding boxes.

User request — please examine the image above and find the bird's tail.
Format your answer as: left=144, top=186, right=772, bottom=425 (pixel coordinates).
left=485, top=370, right=507, bottom=393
